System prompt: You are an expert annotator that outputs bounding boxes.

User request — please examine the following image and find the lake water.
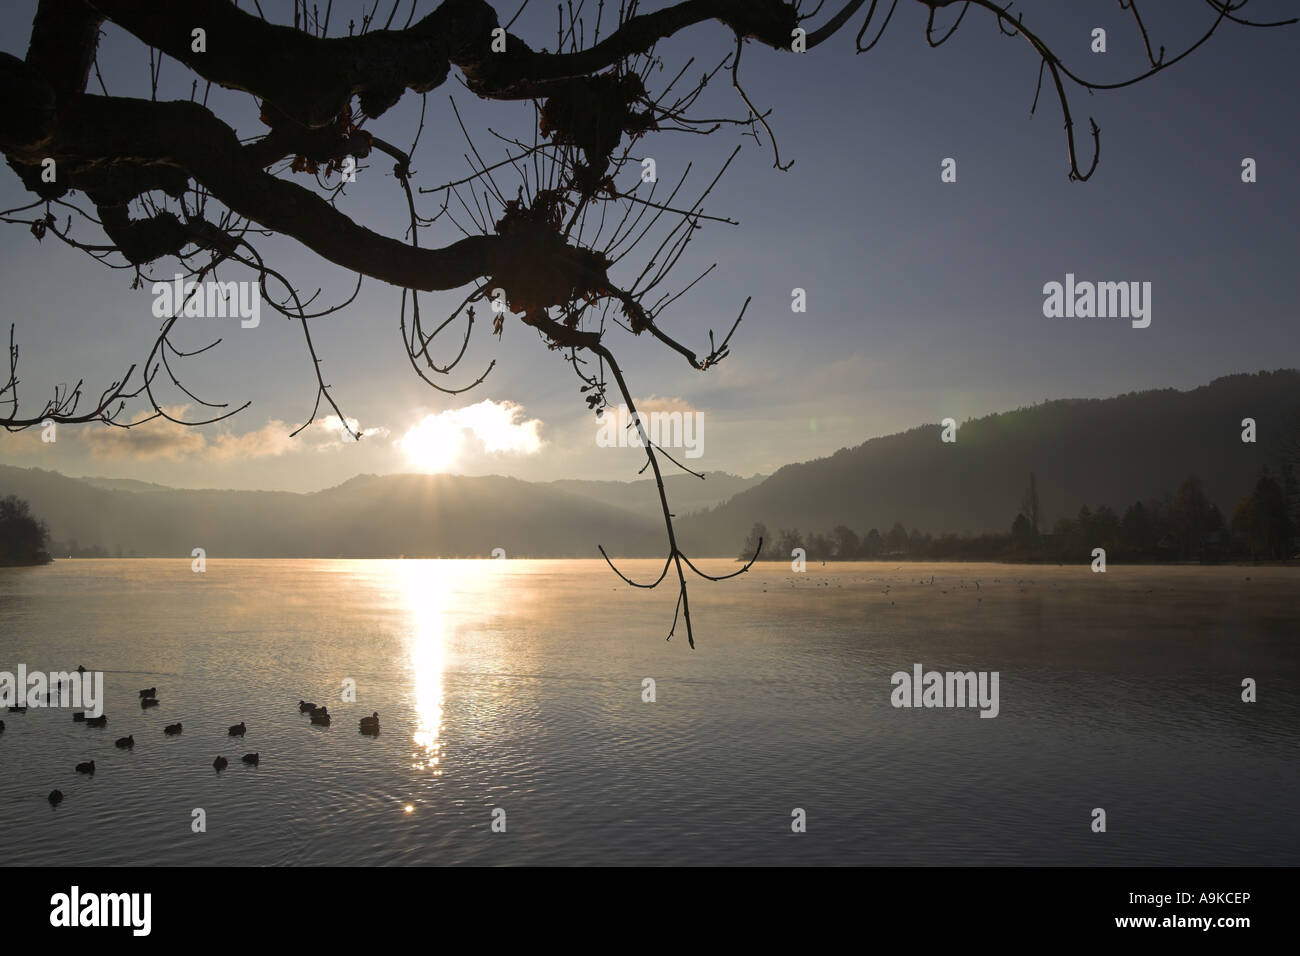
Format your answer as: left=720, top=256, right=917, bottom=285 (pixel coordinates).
left=1, top=559, right=1297, bottom=866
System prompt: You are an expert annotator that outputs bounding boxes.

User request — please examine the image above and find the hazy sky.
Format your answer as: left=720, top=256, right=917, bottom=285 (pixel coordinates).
left=0, top=0, right=1296, bottom=491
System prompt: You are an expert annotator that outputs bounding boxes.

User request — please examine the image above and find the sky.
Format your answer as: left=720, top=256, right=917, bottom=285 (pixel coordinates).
left=0, top=0, right=1296, bottom=491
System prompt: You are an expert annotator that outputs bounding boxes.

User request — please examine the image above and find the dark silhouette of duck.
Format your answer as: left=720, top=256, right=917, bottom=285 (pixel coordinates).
left=85, top=715, right=107, bottom=728
left=75, top=760, right=95, bottom=774
left=359, top=712, right=381, bottom=735
left=241, top=753, right=259, bottom=765
left=298, top=700, right=317, bottom=713
left=140, top=697, right=160, bottom=709
left=310, top=711, right=331, bottom=726
left=213, top=756, right=228, bottom=771
left=48, top=789, right=63, bottom=805
left=228, top=721, right=246, bottom=737
left=115, top=735, right=135, bottom=749
left=72, top=711, right=85, bottom=722
left=138, top=687, right=156, bottom=698
left=308, top=704, right=329, bottom=718
left=163, top=722, right=182, bottom=735
left=76, top=665, right=86, bottom=674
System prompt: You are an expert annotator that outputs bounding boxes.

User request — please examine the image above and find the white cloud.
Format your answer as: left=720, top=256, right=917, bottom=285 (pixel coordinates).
left=75, top=407, right=388, bottom=461
left=307, top=415, right=390, bottom=447
left=631, top=395, right=698, bottom=415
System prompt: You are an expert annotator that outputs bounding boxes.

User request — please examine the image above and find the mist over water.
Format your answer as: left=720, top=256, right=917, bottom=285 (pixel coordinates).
left=1, top=559, right=1296, bottom=865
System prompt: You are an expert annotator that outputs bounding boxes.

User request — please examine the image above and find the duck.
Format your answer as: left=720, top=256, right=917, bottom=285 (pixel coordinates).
left=75, top=760, right=95, bottom=774
left=298, top=699, right=317, bottom=713
left=76, top=665, right=86, bottom=674
left=137, top=687, right=156, bottom=698
left=213, top=756, right=228, bottom=771
left=308, top=705, right=329, bottom=718
left=310, top=712, right=331, bottom=726
left=140, top=697, right=160, bottom=709
left=359, top=712, right=381, bottom=735
left=72, top=711, right=86, bottom=722
left=163, top=722, right=182, bottom=735
left=114, top=735, right=135, bottom=749
left=48, top=789, right=63, bottom=805
left=85, top=715, right=108, bottom=727
left=241, top=753, right=259, bottom=765
left=228, top=721, right=246, bottom=737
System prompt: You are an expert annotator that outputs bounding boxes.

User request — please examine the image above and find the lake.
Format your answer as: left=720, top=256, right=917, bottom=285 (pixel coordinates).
left=1, top=559, right=1297, bottom=865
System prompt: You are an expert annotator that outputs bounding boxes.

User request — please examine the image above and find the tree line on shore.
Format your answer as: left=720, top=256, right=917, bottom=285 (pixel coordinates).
left=1, top=495, right=145, bottom=562
left=0, top=495, right=52, bottom=565
left=740, top=469, right=1298, bottom=563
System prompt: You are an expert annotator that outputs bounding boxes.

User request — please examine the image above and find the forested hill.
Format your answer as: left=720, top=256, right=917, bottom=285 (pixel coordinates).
left=676, top=370, right=1299, bottom=551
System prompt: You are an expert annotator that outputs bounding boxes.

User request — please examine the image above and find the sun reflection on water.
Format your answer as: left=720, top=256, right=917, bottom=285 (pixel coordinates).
left=401, top=561, right=449, bottom=773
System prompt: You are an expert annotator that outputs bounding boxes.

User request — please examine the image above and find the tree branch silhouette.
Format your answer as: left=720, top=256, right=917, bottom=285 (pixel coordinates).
left=0, top=0, right=1290, bottom=643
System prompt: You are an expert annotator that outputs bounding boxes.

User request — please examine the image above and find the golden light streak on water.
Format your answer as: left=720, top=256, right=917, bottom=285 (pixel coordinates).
left=401, top=561, right=450, bottom=774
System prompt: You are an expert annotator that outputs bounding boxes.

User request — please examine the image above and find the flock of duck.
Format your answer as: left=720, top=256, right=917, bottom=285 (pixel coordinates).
left=3, top=679, right=381, bottom=806
left=297, top=698, right=382, bottom=737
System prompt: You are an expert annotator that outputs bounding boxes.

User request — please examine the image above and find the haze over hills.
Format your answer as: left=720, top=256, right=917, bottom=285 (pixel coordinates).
left=1, top=370, right=1295, bottom=558
left=71, top=472, right=765, bottom=514
left=76, top=477, right=174, bottom=494
left=0, top=469, right=664, bottom=558
left=0, top=468, right=757, bottom=558
left=549, top=473, right=765, bottom=522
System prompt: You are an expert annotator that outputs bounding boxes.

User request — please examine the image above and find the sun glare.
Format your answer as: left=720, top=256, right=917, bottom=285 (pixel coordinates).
left=399, top=415, right=461, bottom=473
left=401, top=562, right=448, bottom=773
left=399, top=400, right=543, bottom=473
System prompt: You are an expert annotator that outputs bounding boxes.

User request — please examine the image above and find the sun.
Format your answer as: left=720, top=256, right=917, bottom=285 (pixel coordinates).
left=399, top=414, right=461, bottom=473
left=399, top=401, right=544, bottom=473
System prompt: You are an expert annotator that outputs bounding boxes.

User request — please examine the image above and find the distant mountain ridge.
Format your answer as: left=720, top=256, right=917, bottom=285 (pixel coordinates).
left=0, top=468, right=755, bottom=558
left=1, top=370, right=1295, bottom=557
left=76, top=477, right=174, bottom=493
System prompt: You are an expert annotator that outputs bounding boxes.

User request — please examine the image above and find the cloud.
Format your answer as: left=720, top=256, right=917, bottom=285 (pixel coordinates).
left=308, top=415, right=390, bottom=448
left=0, top=426, right=58, bottom=456
left=399, top=399, right=544, bottom=472
left=630, top=395, right=698, bottom=415
left=79, top=407, right=210, bottom=461
left=76, top=408, right=388, bottom=461
left=207, top=420, right=296, bottom=460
